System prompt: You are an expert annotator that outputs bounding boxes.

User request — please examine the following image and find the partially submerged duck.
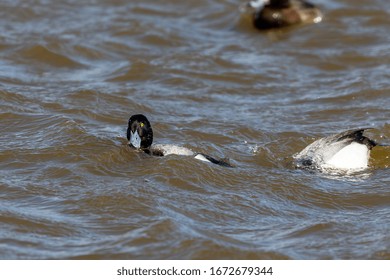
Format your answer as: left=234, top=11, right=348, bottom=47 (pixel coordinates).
left=245, top=0, right=322, bottom=29
left=293, top=128, right=377, bottom=171
left=127, top=114, right=232, bottom=167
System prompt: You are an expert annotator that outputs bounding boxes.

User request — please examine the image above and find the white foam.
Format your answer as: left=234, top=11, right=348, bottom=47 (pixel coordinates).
left=248, top=0, right=269, bottom=9
left=324, top=142, right=370, bottom=170
left=313, top=16, right=323, bottom=23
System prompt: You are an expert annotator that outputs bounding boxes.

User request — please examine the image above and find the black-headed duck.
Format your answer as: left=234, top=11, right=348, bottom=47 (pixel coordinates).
left=127, top=114, right=232, bottom=167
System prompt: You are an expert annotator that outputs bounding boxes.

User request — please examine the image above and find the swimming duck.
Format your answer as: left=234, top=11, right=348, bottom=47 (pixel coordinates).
left=293, top=129, right=377, bottom=171
left=127, top=114, right=232, bottom=167
left=245, top=0, right=322, bottom=29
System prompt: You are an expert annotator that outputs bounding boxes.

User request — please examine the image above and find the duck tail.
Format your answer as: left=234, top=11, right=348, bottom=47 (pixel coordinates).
left=194, top=153, right=234, bottom=168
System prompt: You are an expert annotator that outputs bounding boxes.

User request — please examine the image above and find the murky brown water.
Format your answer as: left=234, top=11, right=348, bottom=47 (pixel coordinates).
left=1, top=0, right=390, bottom=259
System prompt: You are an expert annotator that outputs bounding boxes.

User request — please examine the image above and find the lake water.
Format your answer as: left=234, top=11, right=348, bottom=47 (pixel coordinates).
left=0, top=0, right=389, bottom=259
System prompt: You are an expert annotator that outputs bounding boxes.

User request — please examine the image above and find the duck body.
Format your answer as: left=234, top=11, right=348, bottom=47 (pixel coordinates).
left=127, top=114, right=232, bottom=167
left=293, top=129, right=377, bottom=171
left=247, top=0, right=322, bottom=29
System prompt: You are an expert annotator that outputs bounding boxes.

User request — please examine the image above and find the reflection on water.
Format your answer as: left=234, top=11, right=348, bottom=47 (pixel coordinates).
left=0, top=0, right=389, bottom=259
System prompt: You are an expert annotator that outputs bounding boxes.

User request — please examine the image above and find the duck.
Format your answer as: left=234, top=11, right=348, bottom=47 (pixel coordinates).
left=293, top=128, right=377, bottom=171
left=245, top=0, right=322, bottom=30
left=127, top=114, right=232, bottom=167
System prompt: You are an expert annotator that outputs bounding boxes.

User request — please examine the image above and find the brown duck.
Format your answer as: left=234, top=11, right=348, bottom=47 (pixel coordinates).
left=246, top=0, right=322, bottom=29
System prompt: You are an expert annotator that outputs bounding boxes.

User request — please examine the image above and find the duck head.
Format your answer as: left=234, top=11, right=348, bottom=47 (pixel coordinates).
left=127, top=114, right=153, bottom=149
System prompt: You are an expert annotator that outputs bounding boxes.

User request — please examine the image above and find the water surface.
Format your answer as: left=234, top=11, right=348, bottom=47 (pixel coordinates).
left=0, top=0, right=389, bottom=259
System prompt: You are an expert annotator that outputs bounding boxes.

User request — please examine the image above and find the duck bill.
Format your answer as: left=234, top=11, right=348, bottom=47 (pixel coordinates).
left=130, top=131, right=141, bottom=149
